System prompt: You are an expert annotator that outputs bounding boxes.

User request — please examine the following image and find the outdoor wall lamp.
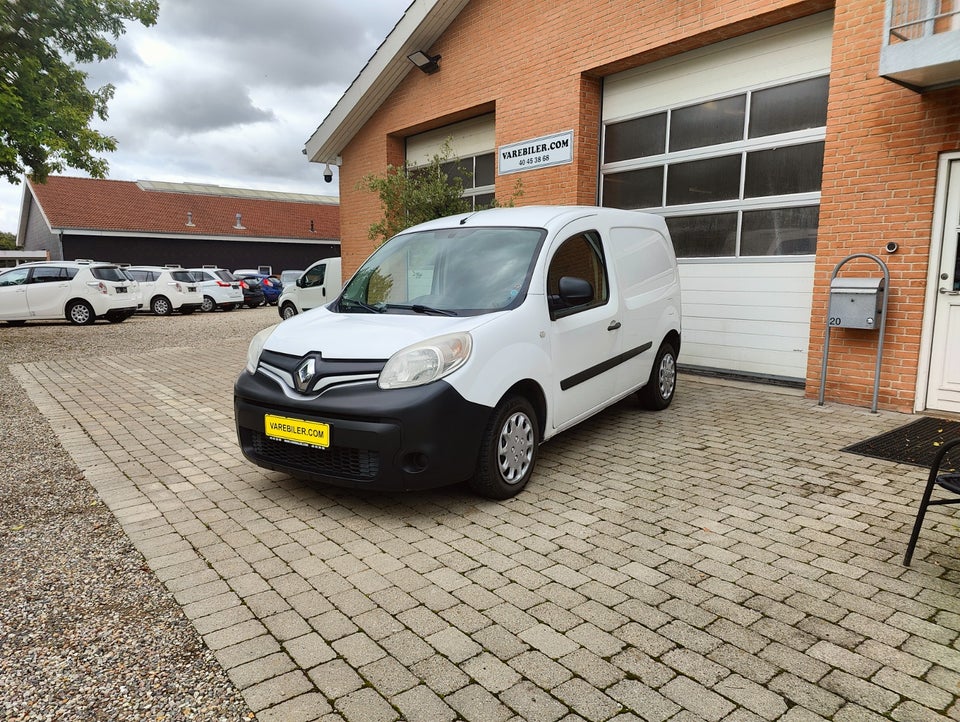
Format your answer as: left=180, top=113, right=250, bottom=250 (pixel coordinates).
left=407, top=50, right=441, bottom=74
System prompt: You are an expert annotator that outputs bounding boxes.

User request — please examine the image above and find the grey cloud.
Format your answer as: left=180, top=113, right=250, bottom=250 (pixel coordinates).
left=154, top=0, right=404, bottom=88
left=127, top=75, right=276, bottom=135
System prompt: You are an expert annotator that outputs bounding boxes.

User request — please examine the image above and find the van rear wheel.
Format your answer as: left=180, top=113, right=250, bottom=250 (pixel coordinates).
left=638, top=340, right=677, bottom=410
left=469, top=395, right=539, bottom=499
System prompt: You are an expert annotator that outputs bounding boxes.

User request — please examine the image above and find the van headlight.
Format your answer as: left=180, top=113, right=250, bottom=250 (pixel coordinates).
left=379, top=332, right=472, bottom=389
left=245, top=324, right=278, bottom=374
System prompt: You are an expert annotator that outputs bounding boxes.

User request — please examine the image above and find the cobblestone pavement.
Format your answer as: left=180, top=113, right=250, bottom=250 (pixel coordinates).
left=7, top=308, right=960, bottom=721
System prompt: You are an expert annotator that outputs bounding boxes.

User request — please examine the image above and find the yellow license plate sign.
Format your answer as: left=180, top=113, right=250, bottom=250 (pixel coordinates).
left=264, top=414, right=330, bottom=448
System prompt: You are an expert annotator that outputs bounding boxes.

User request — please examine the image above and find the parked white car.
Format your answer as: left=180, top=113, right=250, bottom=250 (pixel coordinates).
left=118, top=267, right=144, bottom=310
left=187, top=267, right=244, bottom=312
left=0, top=260, right=138, bottom=325
left=236, top=206, right=681, bottom=499
left=126, top=266, right=203, bottom=316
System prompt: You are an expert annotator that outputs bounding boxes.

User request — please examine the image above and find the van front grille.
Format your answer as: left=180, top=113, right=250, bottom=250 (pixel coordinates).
left=246, top=430, right=379, bottom=480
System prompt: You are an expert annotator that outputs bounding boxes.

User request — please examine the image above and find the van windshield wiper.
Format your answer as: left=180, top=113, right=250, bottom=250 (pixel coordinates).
left=413, top=304, right=458, bottom=317
left=340, top=297, right=385, bottom=313
left=399, top=303, right=458, bottom=317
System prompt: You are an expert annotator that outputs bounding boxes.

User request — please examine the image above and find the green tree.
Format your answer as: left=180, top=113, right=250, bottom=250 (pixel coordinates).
left=0, top=231, right=16, bottom=250
left=359, top=140, right=522, bottom=244
left=0, top=0, right=159, bottom=184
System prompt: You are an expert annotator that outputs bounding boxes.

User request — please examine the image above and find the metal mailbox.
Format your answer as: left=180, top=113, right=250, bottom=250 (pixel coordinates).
left=827, top=276, right=885, bottom=330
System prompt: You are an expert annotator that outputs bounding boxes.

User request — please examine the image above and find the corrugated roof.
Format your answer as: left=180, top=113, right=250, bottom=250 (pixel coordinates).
left=27, top=176, right=340, bottom=240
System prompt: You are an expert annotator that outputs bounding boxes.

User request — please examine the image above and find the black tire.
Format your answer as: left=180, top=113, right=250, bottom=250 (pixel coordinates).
left=201, top=295, right=216, bottom=312
left=638, top=340, right=677, bottom=410
left=224, top=303, right=237, bottom=312
left=280, top=303, right=297, bottom=320
left=66, top=300, right=95, bottom=326
left=469, top=395, right=539, bottom=500
left=151, top=296, right=172, bottom=316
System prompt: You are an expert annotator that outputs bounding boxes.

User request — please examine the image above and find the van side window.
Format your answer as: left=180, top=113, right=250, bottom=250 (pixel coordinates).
left=303, top=265, right=326, bottom=287
left=547, top=232, right=609, bottom=318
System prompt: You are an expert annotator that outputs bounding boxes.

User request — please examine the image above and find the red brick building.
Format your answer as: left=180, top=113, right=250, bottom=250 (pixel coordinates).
left=19, top=177, right=340, bottom=274
left=306, top=0, right=960, bottom=414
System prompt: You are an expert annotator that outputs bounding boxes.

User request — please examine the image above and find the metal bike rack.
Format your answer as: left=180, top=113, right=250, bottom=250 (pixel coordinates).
left=818, top=253, right=890, bottom=413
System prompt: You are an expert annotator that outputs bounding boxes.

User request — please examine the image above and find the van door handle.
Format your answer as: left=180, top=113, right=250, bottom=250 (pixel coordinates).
left=607, top=320, right=621, bottom=331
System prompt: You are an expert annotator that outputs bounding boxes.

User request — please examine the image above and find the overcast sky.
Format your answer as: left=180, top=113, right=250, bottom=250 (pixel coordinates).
left=0, top=0, right=411, bottom=233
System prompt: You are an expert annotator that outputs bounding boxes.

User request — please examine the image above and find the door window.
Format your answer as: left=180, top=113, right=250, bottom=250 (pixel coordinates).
left=29, top=266, right=74, bottom=283
left=547, top=232, right=609, bottom=318
left=0, top=267, right=29, bottom=287
left=303, top=264, right=326, bottom=287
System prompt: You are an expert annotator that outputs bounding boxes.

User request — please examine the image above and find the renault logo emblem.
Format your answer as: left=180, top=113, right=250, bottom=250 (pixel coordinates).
left=294, top=357, right=316, bottom=393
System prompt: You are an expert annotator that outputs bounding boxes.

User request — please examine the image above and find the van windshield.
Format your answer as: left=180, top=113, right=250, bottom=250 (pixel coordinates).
left=339, top=227, right=545, bottom=315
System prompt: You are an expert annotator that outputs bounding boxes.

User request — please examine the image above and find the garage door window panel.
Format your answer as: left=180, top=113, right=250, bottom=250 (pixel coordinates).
left=669, top=95, right=745, bottom=152
left=604, top=113, right=666, bottom=163
left=603, top=167, right=664, bottom=210
left=666, top=214, right=738, bottom=258
left=744, top=142, right=824, bottom=197
left=432, top=152, right=496, bottom=210
left=740, top=206, right=819, bottom=256
left=667, top=155, right=742, bottom=205
left=749, top=76, right=829, bottom=138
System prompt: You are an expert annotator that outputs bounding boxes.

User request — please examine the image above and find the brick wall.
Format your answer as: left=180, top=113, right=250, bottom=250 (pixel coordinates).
left=339, top=0, right=834, bottom=274
left=811, top=0, right=960, bottom=411
left=335, top=0, right=960, bottom=411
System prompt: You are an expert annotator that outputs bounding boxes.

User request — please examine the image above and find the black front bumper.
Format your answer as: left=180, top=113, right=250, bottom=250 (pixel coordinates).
left=234, top=370, right=491, bottom=491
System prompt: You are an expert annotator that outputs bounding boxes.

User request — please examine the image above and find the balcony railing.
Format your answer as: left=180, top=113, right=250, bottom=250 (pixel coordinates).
left=880, top=0, right=960, bottom=90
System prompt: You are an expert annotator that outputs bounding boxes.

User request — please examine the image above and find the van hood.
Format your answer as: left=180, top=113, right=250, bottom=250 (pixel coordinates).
left=264, top=306, right=496, bottom=359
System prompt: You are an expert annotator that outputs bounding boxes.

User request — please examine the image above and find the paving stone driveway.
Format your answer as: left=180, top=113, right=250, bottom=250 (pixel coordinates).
left=11, top=341, right=960, bottom=722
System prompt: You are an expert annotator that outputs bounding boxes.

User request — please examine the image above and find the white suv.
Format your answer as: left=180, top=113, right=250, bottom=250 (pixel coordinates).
left=126, top=266, right=203, bottom=316
left=0, top=260, right=138, bottom=325
left=187, top=267, right=244, bottom=312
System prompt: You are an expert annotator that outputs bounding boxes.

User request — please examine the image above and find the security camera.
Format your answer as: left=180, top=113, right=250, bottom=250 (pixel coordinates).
left=885, top=241, right=898, bottom=254
left=323, top=164, right=333, bottom=183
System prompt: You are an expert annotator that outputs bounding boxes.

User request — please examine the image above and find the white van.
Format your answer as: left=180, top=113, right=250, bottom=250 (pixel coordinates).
left=236, top=206, right=681, bottom=499
left=276, top=257, right=342, bottom=319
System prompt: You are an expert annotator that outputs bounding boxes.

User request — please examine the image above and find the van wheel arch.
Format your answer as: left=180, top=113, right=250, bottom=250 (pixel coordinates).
left=470, top=392, right=540, bottom=500
left=638, top=334, right=680, bottom=410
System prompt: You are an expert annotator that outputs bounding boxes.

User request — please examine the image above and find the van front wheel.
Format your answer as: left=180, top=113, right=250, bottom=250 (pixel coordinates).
left=638, top=340, right=677, bottom=410
left=469, top=395, right=539, bottom=499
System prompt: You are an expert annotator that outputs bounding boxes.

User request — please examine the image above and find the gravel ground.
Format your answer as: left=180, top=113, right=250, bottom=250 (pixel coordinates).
left=0, top=306, right=280, bottom=721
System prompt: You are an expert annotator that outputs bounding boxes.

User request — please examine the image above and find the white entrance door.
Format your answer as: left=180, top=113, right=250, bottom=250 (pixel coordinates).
left=927, top=160, right=960, bottom=413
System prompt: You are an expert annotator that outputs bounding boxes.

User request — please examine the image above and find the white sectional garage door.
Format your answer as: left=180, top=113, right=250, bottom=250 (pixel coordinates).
left=601, top=12, right=834, bottom=381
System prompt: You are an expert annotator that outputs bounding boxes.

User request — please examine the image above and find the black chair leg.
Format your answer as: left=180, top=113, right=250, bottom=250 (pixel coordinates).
left=903, top=437, right=960, bottom=566
left=903, top=478, right=935, bottom=566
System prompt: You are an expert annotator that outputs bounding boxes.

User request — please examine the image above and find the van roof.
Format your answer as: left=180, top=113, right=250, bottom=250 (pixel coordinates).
left=399, top=205, right=667, bottom=235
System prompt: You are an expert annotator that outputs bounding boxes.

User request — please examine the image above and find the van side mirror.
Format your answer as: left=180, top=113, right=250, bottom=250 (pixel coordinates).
left=558, top=276, right=594, bottom=306
left=296, top=277, right=304, bottom=288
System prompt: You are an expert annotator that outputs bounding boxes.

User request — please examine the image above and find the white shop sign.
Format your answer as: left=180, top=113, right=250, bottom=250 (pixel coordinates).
left=498, top=130, right=573, bottom=175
